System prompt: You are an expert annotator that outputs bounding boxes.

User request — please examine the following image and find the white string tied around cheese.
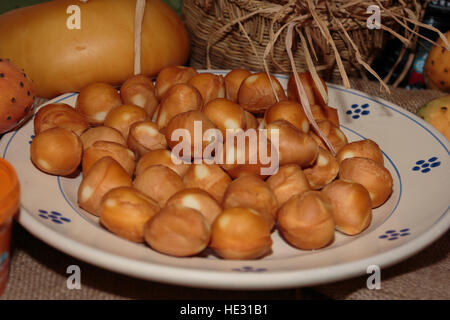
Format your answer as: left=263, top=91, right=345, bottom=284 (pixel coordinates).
left=134, top=0, right=146, bottom=75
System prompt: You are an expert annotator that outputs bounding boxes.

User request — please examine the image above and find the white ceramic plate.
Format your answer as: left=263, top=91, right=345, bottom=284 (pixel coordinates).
left=1, top=71, right=449, bottom=290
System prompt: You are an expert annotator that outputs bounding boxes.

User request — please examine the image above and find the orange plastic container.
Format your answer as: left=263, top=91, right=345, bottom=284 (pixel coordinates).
left=0, top=158, right=20, bottom=295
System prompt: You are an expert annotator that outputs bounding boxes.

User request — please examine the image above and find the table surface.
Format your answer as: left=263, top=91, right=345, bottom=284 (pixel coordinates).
left=0, top=78, right=449, bottom=300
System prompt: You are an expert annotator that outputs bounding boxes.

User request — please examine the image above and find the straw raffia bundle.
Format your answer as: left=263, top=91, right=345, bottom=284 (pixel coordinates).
left=182, top=0, right=450, bottom=92
left=182, top=0, right=449, bottom=154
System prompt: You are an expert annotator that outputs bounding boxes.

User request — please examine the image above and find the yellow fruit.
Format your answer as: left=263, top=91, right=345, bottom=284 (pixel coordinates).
left=424, top=31, right=450, bottom=92
left=417, top=95, right=450, bottom=140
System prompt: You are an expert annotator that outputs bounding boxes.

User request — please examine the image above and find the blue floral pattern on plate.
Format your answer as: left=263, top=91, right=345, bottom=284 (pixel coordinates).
left=346, top=103, right=370, bottom=119
left=379, top=228, right=410, bottom=241
left=37, top=209, right=71, bottom=224
left=412, top=157, right=441, bottom=173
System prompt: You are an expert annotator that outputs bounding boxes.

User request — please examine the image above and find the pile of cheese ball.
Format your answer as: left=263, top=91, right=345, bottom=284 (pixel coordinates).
left=29, top=67, right=393, bottom=259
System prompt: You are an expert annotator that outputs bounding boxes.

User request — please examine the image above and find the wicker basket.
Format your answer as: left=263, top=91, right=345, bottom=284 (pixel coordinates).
left=182, top=0, right=420, bottom=82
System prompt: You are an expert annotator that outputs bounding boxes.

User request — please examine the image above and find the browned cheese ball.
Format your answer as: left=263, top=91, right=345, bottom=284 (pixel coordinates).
left=323, top=105, right=340, bottom=127
left=266, top=164, right=311, bottom=207
left=322, top=180, right=372, bottom=235
left=243, top=110, right=258, bottom=129
left=127, top=121, right=167, bottom=158
left=133, top=165, right=184, bottom=207
left=339, top=157, right=393, bottom=208
left=104, top=104, right=148, bottom=140
left=310, top=120, right=348, bottom=153
left=79, top=126, right=126, bottom=150
left=100, top=187, right=160, bottom=242
left=82, top=141, right=136, bottom=177
left=266, top=120, right=319, bottom=167
left=238, top=72, right=287, bottom=114
left=144, top=205, right=210, bottom=257
left=188, top=73, right=225, bottom=105
left=34, top=103, right=89, bottom=136
left=310, top=104, right=340, bottom=128
left=120, top=74, right=158, bottom=117
left=166, top=188, right=222, bottom=226
left=155, top=65, right=198, bottom=100
left=135, top=149, right=190, bottom=177
left=202, top=98, right=246, bottom=136
left=77, top=157, right=132, bottom=216
left=222, top=175, right=278, bottom=230
left=210, top=207, right=273, bottom=260
left=155, top=83, right=203, bottom=130
left=219, top=129, right=278, bottom=179
left=336, top=139, right=384, bottom=166
left=165, top=110, right=221, bottom=161
left=287, top=72, right=327, bottom=107
left=310, top=104, right=326, bottom=122
left=30, top=127, right=83, bottom=176
left=303, top=147, right=339, bottom=189
left=264, top=100, right=310, bottom=133
left=75, top=82, right=122, bottom=125
left=224, top=69, right=252, bottom=102
left=278, top=190, right=335, bottom=250
left=183, top=163, right=231, bottom=203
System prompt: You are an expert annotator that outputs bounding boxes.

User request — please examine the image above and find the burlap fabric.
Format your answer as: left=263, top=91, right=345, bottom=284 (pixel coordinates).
left=0, top=78, right=448, bottom=300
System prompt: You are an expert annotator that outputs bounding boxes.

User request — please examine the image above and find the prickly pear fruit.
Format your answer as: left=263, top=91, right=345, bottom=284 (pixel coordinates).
left=0, top=58, right=34, bottom=134
left=417, top=95, right=450, bottom=140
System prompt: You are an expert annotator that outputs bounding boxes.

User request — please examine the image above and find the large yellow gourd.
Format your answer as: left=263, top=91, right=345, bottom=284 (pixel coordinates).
left=0, top=0, right=190, bottom=98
